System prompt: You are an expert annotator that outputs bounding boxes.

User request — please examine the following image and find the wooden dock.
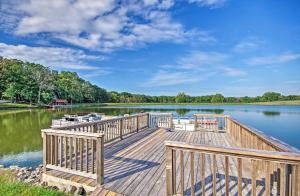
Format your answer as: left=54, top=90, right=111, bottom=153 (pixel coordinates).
left=41, top=113, right=300, bottom=195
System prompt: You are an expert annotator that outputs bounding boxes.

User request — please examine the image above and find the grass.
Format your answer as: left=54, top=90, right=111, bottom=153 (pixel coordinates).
left=0, top=169, right=65, bottom=196
left=251, top=100, right=300, bottom=105
left=0, top=103, right=39, bottom=109
left=103, top=100, right=300, bottom=106
left=1, top=100, right=299, bottom=110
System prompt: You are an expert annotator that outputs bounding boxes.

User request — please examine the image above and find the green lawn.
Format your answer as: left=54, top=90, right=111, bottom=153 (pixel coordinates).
left=0, top=169, right=65, bottom=196
left=0, top=103, right=39, bottom=109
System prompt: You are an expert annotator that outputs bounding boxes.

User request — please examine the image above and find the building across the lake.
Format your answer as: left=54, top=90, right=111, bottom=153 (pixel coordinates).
left=48, top=99, right=68, bottom=108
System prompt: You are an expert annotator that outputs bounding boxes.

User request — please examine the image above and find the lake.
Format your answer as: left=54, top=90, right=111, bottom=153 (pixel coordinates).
left=0, top=104, right=300, bottom=168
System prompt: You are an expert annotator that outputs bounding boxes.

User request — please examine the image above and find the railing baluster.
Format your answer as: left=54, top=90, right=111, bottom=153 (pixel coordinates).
left=86, top=139, right=89, bottom=173
left=190, top=152, right=195, bottom=196
left=280, top=163, right=286, bottom=196
left=213, top=154, right=216, bottom=196
left=166, top=146, right=174, bottom=196
left=60, top=136, right=63, bottom=167
left=201, top=153, right=205, bottom=196
left=265, top=161, right=271, bottom=196
left=64, top=136, right=67, bottom=168
left=75, top=137, right=78, bottom=170
left=225, top=156, right=229, bottom=195
left=80, top=138, right=83, bottom=171
left=237, top=158, right=242, bottom=196
left=180, top=150, right=184, bottom=195
left=251, top=159, right=257, bottom=196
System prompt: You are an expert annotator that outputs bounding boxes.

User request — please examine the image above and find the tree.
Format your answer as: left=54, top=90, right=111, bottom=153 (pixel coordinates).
left=211, top=94, right=225, bottom=103
left=28, top=63, right=53, bottom=104
left=175, top=92, right=189, bottom=103
left=262, top=92, right=281, bottom=102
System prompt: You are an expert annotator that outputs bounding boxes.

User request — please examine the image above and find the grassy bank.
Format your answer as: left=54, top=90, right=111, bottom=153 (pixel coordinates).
left=0, top=103, right=39, bottom=109
left=0, top=169, right=64, bottom=196
left=103, top=100, right=300, bottom=106
left=1, top=100, right=299, bottom=110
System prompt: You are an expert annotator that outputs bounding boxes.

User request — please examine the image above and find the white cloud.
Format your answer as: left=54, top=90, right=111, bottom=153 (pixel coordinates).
left=233, top=38, right=261, bottom=53
left=177, top=51, right=228, bottom=69
left=284, top=80, right=300, bottom=84
left=0, top=0, right=215, bottom=52
left=187, top=0, right=227, bottom=8
left=220, top=66, right=247, bottom=76
left=248, top=52, right=300, bottom=65
left=0, top=42, right=106, bottom=70
left=142, top=70, right=202, bottom=87
left=144, top=50, right=246, bottom=87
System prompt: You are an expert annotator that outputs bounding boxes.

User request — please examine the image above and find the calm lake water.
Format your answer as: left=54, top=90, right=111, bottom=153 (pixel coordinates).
left=0, top=104, right=300, bottom=168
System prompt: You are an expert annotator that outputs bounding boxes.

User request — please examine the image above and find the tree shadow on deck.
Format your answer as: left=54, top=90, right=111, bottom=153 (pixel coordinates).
left=103, top=128, right=160, bottom=184
left=184, top=173, right=266, bottom=196
left=104, top=128, right=156, bottom=159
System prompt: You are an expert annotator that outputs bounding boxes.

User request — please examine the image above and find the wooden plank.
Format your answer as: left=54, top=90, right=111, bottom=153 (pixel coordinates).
left=166, top=146, right=173, bottom=196
left=190, top=151, right=195, bottom=196
left=280, top=163, right=286, bottom=196
left=225, top=156, right=229, bottom=196
left=237, top=158, right=242, bottom=196
left=212, top=154, right=216, bottom=196
left=201, top=153, right=205, bottom=196
left=251, top=160, right=257, bottom=196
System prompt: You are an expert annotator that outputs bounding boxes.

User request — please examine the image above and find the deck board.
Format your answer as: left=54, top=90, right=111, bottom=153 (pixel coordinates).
left=101, top=129, right=237, bottom=196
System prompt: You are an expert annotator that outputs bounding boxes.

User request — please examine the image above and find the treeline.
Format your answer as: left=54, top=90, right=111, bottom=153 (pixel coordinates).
left=1, top=57, right=300, bottom=104
left=0, top=57, right=108, bottom=104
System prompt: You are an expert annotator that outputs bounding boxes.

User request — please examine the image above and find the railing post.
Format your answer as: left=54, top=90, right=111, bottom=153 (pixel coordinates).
left=147, top=113, right=150, bottom=128
left=42, top=132, right=47, bottom=173
left=194, top=115, right=197, bottom=131
left=120, top=119, right=123, bottom=140
left=166, top=146, right=175, bottom=196
left=96, top=136, right=104, bottom=184
left=136, top=115, right=139, bottom=132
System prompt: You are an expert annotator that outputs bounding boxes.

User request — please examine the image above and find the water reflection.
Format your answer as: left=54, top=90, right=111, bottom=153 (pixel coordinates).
left=262, top=111, right=281, bottom=116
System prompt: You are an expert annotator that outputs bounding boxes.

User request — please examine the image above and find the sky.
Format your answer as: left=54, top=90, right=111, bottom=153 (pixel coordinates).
left=0, top=0, right=300, bottom=96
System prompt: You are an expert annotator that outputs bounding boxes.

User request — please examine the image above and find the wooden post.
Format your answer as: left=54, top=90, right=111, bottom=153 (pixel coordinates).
left=136, top=115, right=139, bottom=132
left=194, top=115, right=197, bottom=131
left=120, top=119, right=123, bottom=140
left=147, top=113, right=150, bottom=128
left=96, top=136, right=104, bottom=184
left=42, top=132, right=47, bottom=173
left=166, top=146, right=174, bottom=196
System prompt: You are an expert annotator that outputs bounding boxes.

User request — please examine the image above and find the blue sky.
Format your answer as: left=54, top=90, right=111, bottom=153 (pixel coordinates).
left=0, top=0, right=300, bottom=96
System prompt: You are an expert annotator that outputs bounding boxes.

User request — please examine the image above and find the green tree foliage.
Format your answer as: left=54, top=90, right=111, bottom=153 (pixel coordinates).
left=261, top=92, right=282, bottom=102
left=175, top=92, right=189, bottom=103
left=0, top=58, right=108, bottom=104
left=211, top=93, right=225, bottom=103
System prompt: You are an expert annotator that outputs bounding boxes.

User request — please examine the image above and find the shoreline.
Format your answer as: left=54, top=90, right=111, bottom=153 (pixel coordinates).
left=1, top=100, right=299, bottom=110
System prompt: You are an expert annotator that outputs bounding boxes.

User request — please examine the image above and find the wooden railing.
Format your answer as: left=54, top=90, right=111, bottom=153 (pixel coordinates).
left=55, top=113, right=150, bottom=143
left=226, top=117, right=295, bottom=152
left=42, top=129, right=104, bottom=184
left=193, top=114, right=227, bottom=132
left=149, top=112, right=173, bottom=128
left=165, top=141, right=300, bottom=196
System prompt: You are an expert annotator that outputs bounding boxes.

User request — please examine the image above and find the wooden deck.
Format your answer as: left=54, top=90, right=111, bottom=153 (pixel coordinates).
left=44, top=128, right=238, bottom=195
left=42, top=113, right=300, bottom=195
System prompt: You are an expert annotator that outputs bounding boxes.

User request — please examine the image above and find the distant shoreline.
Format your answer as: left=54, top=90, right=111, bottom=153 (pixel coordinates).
left=1, top=100, right=299, bottom=110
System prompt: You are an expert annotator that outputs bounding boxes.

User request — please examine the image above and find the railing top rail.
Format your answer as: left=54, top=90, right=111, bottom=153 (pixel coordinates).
left=149, top=112, right=173, bottom=116
left=227, top=116, right=299, bottom=153
left=193, top=113, right=229, bottom=118
left=42, top=129, right=104, bottom=138
left=55, top=112, right=150, bottom=129
left=165, top=141, right=300, bottom=164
